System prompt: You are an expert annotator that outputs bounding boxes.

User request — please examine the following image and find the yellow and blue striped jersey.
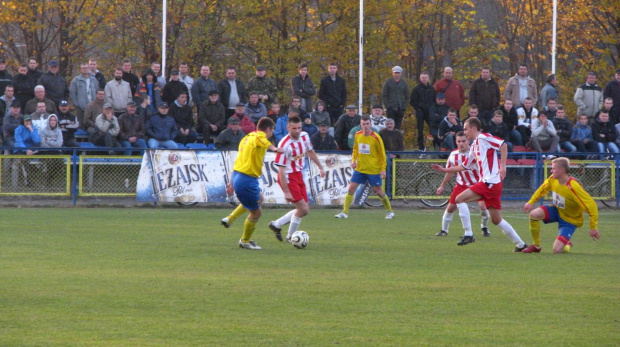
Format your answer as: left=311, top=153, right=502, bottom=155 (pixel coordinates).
left=528, top=175, right=598, bottom=229
left=351, top=130, right=387, bottom=175
left=233, top=131, right=271, bottom=178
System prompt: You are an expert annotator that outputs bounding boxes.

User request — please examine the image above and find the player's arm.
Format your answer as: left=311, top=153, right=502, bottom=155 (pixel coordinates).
left=307, top=150, right=326, bottom=177
left=524, top=178, right=551, bottom=213
left=499, top=142, right=507, bottom=180
left=431, top=163, right=466, bottom=173
left=269, top=144, right=284, bottom=153
left=351, top=134, right=359, bottom=169
left=277, top=165, right=293, bottom=202
left=570, top=181, right=600, bottom=240
left=437, top=172, right=455, bottom=195
left=377, top=133, right=387, bottom=178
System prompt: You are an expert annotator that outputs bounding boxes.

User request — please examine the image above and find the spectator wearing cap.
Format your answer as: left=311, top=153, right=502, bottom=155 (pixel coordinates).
left=191, top=65, right=218, bottom=113
left=319, top=62, right=347, bottom=126
left=434, top=67, right=465, bottom=118
left=146, top=102, right=178, bottom=149
left=118, top=101, right=146, bottom=155
left=24, top=85, right=56, bottom=115
left=170, top=92, right=197, bottom=145
left=428, top=93, right=450, bottom=148
left=230, top=102, right=255, bottom=134
left=37, top=59, right=69, bottom=106
left=90, top=103, right=122, bottom=154
left=290, top=63, right=316, bottom=114
left=379, top=118, right=404, bottom=158
left=69, top=63, right=98, bottom=126
left=245, top=92, right=268, bottom=124
left=246, top=65, right=277, bottom=109
left=198, top=89, right=226, bottom=144
left=310, top=120, right=338, bottom=151
left=105, top=67, right=133, bottom=117
left=369, top=105, right=388, bottom=131
left=0, top=57, right=12, bottom=96
left=56, top=100, right=80, bottom=148
left=161, top=69, right=189, bottom=105
left=14, top=114, right=40, bottom=154
left=603, top=69, right=620, bottom=117
left=3, top=101, right=24, bottom=148
left=382, top=65, right=409, bottom=129
left=84, top=89, right=106, bottom=133
left=301, top=113, right=318, bottom=137
left=218, top=66, right=247, bottom=119
left=215, top=116, right=246, bottom=150
left=334, top=104, right=361, bottom=150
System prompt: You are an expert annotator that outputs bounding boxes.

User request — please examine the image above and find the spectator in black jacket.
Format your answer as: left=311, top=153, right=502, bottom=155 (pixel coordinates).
left=169, top=92, right=196, bottom=145
left=12, top=64, right=35, bottom=109
left=311, top=120, right=338, bottom=151
left=484, top=110, right=512, bottom=152
left=218, top=66, right=246, bottom=119
left=462, top=105, right=485, bottom=130
left=121, top=59, right=141, bottom=97
left=551, top=105, right=576, bottom=153
left=334, top=105, right=360, bottom=151
left=468, top=67, right=500, bottom=123
left=438, top=108, right=462, bottom=151
left=428, top=93, right=450, bottom=148
left=591, top=110, right=619, bottom=154
left=161, top=70, right=189, bottom=105
left=291, top=63, right=316, bottom=114
left=0, top=57, right=12, bottom=95
left=379, top=118, right=404, bottom=158
left=410, top=71, right=435, bottom=150
left=319, top=63, right=346, bottom=126
left=37, top=60, right=69, bottom=106
left=89, top=58, right=107, bottom=90
left=499, top=99, right=522, bottom=146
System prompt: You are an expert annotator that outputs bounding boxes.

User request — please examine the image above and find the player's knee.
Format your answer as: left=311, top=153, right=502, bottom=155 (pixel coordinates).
left=491, top=215, right=502, bottom=225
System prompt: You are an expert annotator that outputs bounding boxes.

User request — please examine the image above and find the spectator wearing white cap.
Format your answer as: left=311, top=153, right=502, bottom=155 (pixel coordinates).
left=381, top=66, right=409, bottom=130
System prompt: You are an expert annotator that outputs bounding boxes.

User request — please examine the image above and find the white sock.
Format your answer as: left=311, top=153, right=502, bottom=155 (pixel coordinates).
left=497, top=219, right=525, bottom=247
left=481, top=210, right=490, bottom=228
left=274, top=209, right=296, bottom=228
left=287, top=215, right=303, bottom=238
left=456, top=203, right=473, bottom=236
left=442, top=211, right=453, bottom=232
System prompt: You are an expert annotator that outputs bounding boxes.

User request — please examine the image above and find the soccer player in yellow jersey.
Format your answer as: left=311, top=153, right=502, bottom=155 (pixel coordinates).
left=335, top=114, right=394, bottom=219
left=221, top=117, right=283, bottom=250
left=522, top=157, right=600, bottom=253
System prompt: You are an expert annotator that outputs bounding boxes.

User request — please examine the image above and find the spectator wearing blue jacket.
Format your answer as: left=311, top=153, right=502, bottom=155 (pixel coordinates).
left=146, top=102, right=178, bottom=149
left=244, top=92, right=267, bottom=124
left=570, top=114, right=598, bottom=154
left=14, top=114, right=40, bottom=154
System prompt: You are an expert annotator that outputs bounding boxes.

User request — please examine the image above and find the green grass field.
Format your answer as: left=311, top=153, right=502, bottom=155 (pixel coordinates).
left=1, top=207, right=618, bottom=346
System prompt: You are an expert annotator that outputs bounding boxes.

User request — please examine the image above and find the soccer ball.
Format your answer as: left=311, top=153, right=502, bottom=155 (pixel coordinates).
left=290, top=231, right=309, bottom=249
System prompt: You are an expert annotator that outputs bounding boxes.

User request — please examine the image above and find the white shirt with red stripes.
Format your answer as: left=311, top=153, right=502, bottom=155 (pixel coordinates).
left=447, top=149, right=479, bottom=187
left=463, top=132, right=504, bottom=184
left=275, top=132, right=313, bottom=173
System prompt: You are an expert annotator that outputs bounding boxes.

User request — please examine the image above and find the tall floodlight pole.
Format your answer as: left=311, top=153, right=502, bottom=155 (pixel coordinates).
left=358, top=0, right=364, bottom=112
left=162, top=0, right=167, bottom=78
left=551, top=0, right=557, bottom=73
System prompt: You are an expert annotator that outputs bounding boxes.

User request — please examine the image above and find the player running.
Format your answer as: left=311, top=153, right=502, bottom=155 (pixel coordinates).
left=335, top=114, right=394, bottom=219
left=431, top=118, right=527, bottom=251
left=522, top=157, right=600, bottom=253
left=221, top=117, right=283, bottom=250
left=435, top=131, right=490, bottom=238
left=269, top=111, right=326, bottom=242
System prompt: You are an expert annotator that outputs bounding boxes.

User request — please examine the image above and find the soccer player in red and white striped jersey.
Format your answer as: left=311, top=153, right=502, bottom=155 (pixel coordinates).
left=269, top=110, right=325, bottom=242
left=432, top=117, right=527, bottom=251
left=435, top=132, right=490, bottom=237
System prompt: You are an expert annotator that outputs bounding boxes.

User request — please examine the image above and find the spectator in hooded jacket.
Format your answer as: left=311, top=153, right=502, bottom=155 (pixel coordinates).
left=135, top=68, right=163, bottom=113
left=39, top=113, right=63, bottom=150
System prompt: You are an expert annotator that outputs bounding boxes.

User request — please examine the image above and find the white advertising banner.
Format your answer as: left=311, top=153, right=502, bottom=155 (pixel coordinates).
left=136, top=150, right=360, bottom=206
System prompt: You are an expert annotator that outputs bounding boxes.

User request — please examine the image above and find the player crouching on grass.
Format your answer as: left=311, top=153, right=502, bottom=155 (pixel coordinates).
left=334, top=114, right=394, bottom=219
left=269, top=111, right=325, bottom=242
left=435, top=131, right=491, bottom=238
left=522, top=157, right=600, bottom=253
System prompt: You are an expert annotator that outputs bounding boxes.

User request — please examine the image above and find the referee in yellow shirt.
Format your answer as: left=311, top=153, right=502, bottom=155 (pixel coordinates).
left=522, top=157, right=600, bottom=253
left=221, top=117, right=283, bottom=250
left=335, top=114, right=394, bottom=219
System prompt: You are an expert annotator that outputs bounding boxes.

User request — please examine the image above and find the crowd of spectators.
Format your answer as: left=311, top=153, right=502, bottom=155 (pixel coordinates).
left=0, top=55, right=619, bottom=157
